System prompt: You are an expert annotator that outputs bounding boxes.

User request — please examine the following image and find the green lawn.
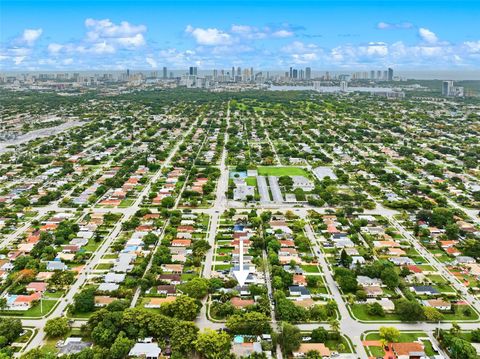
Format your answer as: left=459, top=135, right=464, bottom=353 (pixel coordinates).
left=257, top=166, right=309, bottom=177
left=213, top=264, right=231, bottom=271
left=119, top=199, right=135, bottom=208
left=0, top=299, right=58, bottom=317
left=245, top=177, right=257, bottom=186
left=95, top=263, right=113, bottom=270
left=301, top=265, right=320, bottom=273
left=351, top=304, right=400, bottom=321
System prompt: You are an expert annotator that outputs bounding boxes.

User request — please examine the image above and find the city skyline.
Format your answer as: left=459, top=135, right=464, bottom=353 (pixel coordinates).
left=1, top=0, right=480, bottom=71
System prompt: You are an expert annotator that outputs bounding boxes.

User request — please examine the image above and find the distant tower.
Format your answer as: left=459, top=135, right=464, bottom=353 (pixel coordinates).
left=388, top=67, right=393, bottom=81
left=442, top=80, right=454, bottom=96
left=305, top=67, right=311, bottom=80
left=163, top=67, right=167, bottom=79
left=289, top=67, right=293, bottom=79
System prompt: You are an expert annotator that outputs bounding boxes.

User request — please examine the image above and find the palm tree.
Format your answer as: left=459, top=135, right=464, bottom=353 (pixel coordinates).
left=329, top=318, right=340, bottom=334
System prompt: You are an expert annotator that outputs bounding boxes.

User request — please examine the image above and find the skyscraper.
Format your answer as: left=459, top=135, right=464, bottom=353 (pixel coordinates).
left=442, top=80, right=454, bottom=96
left=387, top=68, right=393, bottom=81
left=189, top=66, right=198, bottom=76
left=289, top=67, right=293, bottom=79
left=305, top=67, right=311, bottom=80
left=163, top=67, right=167, bottom=79
left=292, top=69, right=298, bottom=79
left=370, top=70, right=375, bottom=79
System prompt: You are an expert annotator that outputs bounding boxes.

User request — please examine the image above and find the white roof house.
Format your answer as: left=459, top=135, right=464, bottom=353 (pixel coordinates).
left=291, top=176, right=314, bottom=191
left=128, top=342, right=161, bottom=359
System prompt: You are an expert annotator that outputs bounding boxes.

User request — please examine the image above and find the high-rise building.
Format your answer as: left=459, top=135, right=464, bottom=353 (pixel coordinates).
left=289, top=67, right=293, bottom=79
left=163, top=67, right=167, bottom=79
left=387, top=67, right=393, bottom=81
left=189, top=66, right=198, bottom=76
left=292, top=69, right=298, bottom=79
left=305, top=67, right=311, bottom=80
left=376, top=70, right=381, bottom=80
left=213, top=69, right=218, bottom=79
left=340, top=80, right=348, bottom=92
left=370, top=70, right=375, bottom=79
left=442, top=80, right=454, bottom=96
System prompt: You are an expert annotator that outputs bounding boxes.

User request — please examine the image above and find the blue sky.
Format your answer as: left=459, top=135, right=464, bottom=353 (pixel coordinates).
left=1, top=0, right=479, bottom=71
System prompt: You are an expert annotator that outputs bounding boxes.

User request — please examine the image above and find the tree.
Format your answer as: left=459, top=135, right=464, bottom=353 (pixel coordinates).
left=226, top=312, right=271, bottom=335
left=329, top=319, right=340, bottom=338
left=161, top=295, right=199, bottom=321
left=423, top=307, right=444, bottom=322
left=0, top=318, right=22, bottom=345
left=171, top=321, right=199, bottom=355
left=305, top=351, right=322, bottom=359
left=379, top=326, right=400, bottom=343
left=161, top=196, right=175, bottom=208
left=380, top=267, right=399, bottom=289
left=109, top=332, right=134, bottom=359
left=471, top=328, right=480, bottom=342
left=447, top=336, right=477, bottom=359
left=367, top=302, right=385, bottom=317
left=72, top=288, right=95, bottom=313
left=279, top=323, right=302, bottom=355
left=0, top=298, right=6, bottom=312
left=394, top=299, right=425, bottom=322
left=339, top=249, right=352, bottom=268
left=194, top=329, right=232, bottom=359
left=311, top=327, right=328, bottom=343
left=45, top=317, right=70, bottom=338
left=179, top=278, right=209, bottom=299
left=20, top=348, right=57, bottom=359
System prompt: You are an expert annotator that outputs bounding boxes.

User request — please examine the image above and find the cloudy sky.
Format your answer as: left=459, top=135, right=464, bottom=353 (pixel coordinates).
left=1, top=0, right=479, bottom=71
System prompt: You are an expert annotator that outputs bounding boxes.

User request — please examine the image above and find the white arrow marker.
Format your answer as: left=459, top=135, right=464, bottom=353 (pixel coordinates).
left=233, top=237, right=249, bottom=286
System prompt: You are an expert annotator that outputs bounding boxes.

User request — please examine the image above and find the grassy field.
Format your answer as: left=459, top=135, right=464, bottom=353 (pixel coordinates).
left=0, top=299, right=58, bottom=317
left=257, top=166, right=309, bottom=177
left=301, top=265, right=321, bottom=273
left=351, top=304, right=401, bottom=321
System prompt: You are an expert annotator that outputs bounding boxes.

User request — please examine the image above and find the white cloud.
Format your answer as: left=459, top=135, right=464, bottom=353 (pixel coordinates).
left=85, top=19, right=146, bottom=40
left=185, top=25, right=232, bottom=45
left=377, top=22, right=413, bottom=30
left=146, top=57, right=157, bottom=68
left=48, top=43, right=63, bottom=54
left=90, top=41, right=116, bottom=54
left=14, top=56, right=26, bottom=65
left=272, top=29, right=293, bottom=38
left=464, top=40, right=480, bottom=53
left=282, top=41, right=321, bottom=64
left=418, top=28, right=438, bottom=44
left=45, top=18, right=146, bottom=57
left=21, top=28, right=43, bottom=46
